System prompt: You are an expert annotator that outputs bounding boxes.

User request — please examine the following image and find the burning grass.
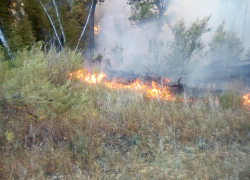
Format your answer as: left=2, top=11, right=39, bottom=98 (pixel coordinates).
left=0, top=46, right=250, bottom=179
left=70, top=68, right=176, bottom=100
left=243, top=92, right=250, bottom=107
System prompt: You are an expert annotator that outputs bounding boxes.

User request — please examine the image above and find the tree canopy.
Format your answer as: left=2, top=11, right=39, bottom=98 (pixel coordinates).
left=128, top=0, right=173, bottom=34
left=0, top=0, right=91, bottom=56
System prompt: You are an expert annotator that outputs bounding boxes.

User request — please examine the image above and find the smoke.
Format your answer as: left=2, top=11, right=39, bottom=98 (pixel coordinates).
left=95, top=0, right=148, bottom=71
left=95, top=0, right=250, bottom=79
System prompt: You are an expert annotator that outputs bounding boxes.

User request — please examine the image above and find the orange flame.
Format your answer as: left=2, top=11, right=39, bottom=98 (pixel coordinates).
left=70, top=69, right=106, bottom=84
left=243, top=93, right=250, bottom=106
left=70, top=68, right=176, bottom=100
left=94, top=24, right=100, bottom=35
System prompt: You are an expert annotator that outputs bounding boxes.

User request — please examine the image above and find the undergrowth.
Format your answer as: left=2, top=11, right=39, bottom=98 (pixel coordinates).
left=0, top=46, right=250, bottom=179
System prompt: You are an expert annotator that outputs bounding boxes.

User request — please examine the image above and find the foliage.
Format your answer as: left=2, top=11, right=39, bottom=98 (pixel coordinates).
left=22, top=0, right=51, bottom=42
left=1, top=43, right=85, bottom=112
left=129, top=1, right=156, bottom=24
left=128, top=0, right=173, bottom=33
left=166, top=16, right=211, bottom=70
left=92, top=53, right=103, bottom=65
left=5, top=131, right=14, bottom=143
left=219, top=91, right=243, bottom=110
left=209, top=21, right=243, bottom=65
left=0, top=0, right=90, bottom=53
left=66, top=0, right=88, bottom=49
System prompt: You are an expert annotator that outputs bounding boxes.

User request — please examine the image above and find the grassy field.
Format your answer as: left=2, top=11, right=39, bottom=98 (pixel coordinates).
left=0, top=47, right=250, bottom=179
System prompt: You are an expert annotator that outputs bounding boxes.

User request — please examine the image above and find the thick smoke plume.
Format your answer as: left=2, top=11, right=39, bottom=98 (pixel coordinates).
left=95, top=0, right=250, bottom=82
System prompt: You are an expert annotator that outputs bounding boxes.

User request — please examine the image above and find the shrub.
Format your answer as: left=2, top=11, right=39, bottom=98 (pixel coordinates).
left=1, top=43, right=86, bottom=126
left=219, top=91, right=243, bottom=110
left=209, top=21, right=243, bottom=65
left=166, top=16, right=211, bottom=70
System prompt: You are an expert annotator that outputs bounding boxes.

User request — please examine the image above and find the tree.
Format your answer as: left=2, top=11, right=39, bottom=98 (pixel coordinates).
left=166, top=16, right=211, bottom=70
left=0, top=26, right=13, bottom=60
left=209, top=21, right=243, bottom=65
left=22, top=0, right=50, bottom=43
left=0, top=0, right=100, bottom=57
left=38, top=0, right=63, bottom=49
left=75, top=0, right=104, bottom=55
left=0, top=0, right=14, bottom=60
left=74, top=0, right=94, bottom=50
left=0, top=0, right=36, bottom=52
left=128, top=0, right=172, bottom=34
left=219, top=0, right=249, bottom=47
left=52, top=0, right=66, bottom=43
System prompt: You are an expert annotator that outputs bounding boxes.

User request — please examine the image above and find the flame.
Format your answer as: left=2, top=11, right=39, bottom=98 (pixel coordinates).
left=243, top=93, right=250, bottom=106
left=69, top=69, right=105, bottom=83
left=94, top=24, right=100, bottom=35
left=70, top=68, right=176, bottom=100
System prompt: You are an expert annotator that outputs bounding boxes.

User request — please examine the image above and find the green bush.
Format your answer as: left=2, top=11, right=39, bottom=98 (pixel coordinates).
left=219, top=91, right=243, bottom=110
left=166, top=16, right=211, bottom=70
left=210, top=21, right=243, bottom=64
left=1, top=43, right=86, bottom=118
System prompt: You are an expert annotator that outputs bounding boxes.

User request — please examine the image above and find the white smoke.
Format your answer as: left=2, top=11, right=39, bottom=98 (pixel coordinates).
left=95, top=0, right=250, bottom=72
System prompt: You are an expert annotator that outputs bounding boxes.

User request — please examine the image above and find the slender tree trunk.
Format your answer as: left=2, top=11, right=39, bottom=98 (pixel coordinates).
left=0, top=26, right=13, bottom=60
left=38, top=0, right=63, bottom=50
left=75, top=0, right=95, bottom=51
left=242, top=0, right=248, bottom=46
left=52, top=0, right=66, bottom=44
left=90, top=0, right=97, bottom=56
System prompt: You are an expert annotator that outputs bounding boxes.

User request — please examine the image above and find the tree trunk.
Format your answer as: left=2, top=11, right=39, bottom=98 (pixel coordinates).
left=90, top=0, right=97, bottom=56
left=0, top=26, right=13, bottom=60
left=38, top=0, right=63, bottom=50
left=52, top=0, right=66, bottom=44
left=75, top=0, right=95, bottom=51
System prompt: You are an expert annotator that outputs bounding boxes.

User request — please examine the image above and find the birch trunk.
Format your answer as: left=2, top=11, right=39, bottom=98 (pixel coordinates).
left=0, top=26, right=13, bottom=60
left=52, top=0, right=66, bottom=43
left=75, top=0, right=95, bottom=51
left=38, top=0, right=63, bottom=50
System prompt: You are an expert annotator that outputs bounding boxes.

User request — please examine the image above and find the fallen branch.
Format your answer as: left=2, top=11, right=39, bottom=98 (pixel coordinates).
left=143, top=65, right=162, bottom=85
left=167, top=76, right=190, bottom=88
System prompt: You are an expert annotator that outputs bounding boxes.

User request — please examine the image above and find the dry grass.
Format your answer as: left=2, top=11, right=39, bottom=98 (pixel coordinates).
left=0, top=46, right=250, bottom=179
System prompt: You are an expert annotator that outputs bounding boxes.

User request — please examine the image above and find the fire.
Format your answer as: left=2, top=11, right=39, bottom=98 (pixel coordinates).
left=94, top=24, right=100, bottom=35
left=147, top=81, right=173, bottom=100
left=243, top=93, right=250, bottom=106
left=70, top=68, right=176, bottom=100
left=69, top=69, right=105, bottom=83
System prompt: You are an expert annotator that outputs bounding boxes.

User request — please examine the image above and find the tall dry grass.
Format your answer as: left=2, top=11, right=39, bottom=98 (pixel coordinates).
left=0, top=46, right=250, bottom=179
